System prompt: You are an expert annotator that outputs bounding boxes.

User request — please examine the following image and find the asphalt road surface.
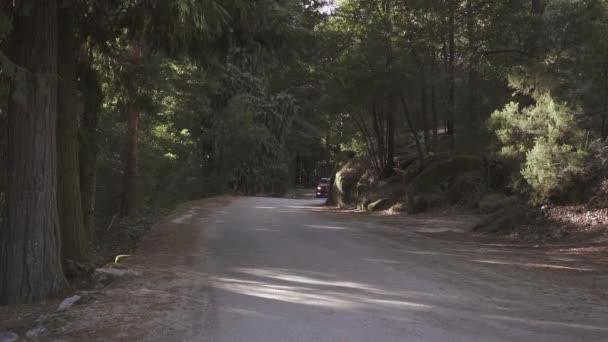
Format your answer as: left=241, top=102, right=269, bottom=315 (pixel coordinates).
left=51, top=196, right=608, bottom=341
left=194, top=197, right=607, bottom=342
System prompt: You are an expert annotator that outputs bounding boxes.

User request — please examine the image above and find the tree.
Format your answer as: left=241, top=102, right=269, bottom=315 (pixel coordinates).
left=489, top=80, right=590, bottom=203
left=57, top=2, right=89, bottom=263
left=0, top=0, right=67, bottom=304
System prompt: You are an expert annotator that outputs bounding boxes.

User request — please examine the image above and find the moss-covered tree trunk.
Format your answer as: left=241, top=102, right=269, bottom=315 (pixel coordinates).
left=0, top=0, right=67, bottom=304
left=57, top=12, right=89, bottom=263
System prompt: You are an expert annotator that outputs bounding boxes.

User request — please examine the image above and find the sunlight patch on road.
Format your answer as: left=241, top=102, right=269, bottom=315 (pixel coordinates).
left=363, top=299, right=432, bottom=309
left=485, top=314, right=608, bottom=331
left=212, top=277, right=354, bottom=309
left=212, top=271, right=434, bottom=312
left=236, top=268, right=379, bottom=292
left=399, top=251, right=464, bottom=257
left=305, top=225, right=351, bottom=230
left=363, top=258, right=402, bottom=265
left=286, top=205, right=324, bottom=210
left=224, top=307, right=279, bottom=320
left=471, top=259, right=594, bottom=272
left=413, top=227, right=462, bottom=233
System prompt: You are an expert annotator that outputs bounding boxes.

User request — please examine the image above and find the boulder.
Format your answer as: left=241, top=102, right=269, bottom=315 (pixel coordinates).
left=367, top=199, right=392, bottom=212
left=327, top=159, right=368, bottom=208
left=388, top=202, right=408, bottom=214
left=407, top=155, right=482, bottom=213
left=409, top=192, right=447, bottom=214
left=446, top=171, right=484, bottom=204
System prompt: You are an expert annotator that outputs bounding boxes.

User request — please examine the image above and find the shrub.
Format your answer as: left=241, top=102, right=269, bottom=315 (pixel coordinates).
left=489, top=88, right=590, bottom=203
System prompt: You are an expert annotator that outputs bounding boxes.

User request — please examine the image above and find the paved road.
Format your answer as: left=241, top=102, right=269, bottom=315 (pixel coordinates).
left=53, top=196, right=608, bottom=341
left=192, top=197, right=608, bottom=342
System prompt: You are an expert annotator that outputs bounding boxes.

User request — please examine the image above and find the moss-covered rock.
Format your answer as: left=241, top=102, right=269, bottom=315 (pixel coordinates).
left=409, top=192, right=447, bottom=214
left=327, top=159, right=368, bottom=208
left=367, top=198, right=393, bottom=212
left=446, top=171, right=485, bottom=205
left=388, top=202, right=408, bottom=214
left=406, top=155, right=482, bottom=213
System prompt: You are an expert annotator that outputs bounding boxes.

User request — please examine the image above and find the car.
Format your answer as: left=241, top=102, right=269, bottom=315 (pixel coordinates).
left=316, top=177, right=330, bottom=198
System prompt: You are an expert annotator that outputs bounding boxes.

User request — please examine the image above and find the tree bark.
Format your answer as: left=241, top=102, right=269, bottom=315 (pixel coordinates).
left=0, top=0, right=67, bottom=304
left=431, top=82, right=439, bottom=155
left=447, top=0, right=456, bottom=153
left=421, top=85, right=431, bottom=154
left=120, top=41, right=142, bottom=217
left=466, top=0, right=477, bottom=124
left=385, top=95, right=396, bottom=177
left=121, top=102, right=140, bottom=217
left=602, top=64, right=608, bottom=140
left=79, top=57, right=103, bottom=240
left=371, top=100, right=386, bottom=172
left=399, top=93, right=425, bottom=165
left=57, top=10, right=89, bottom=263
left=431, top=48, right=439, bottom=155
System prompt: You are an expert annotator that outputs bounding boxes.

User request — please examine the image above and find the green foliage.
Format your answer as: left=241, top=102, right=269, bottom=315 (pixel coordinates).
left=209, top=68, right=298, bottom=195
left=339, top=133, right=367, bottom=158
left=489, top=85, right=590, bottom=203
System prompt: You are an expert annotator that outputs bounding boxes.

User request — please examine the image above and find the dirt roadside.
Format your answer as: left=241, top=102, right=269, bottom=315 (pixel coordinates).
left=0, top=197, right=233, bottom=341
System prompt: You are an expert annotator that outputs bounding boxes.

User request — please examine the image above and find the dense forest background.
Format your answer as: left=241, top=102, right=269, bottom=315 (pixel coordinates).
left=2, top=0, right=608, bottom=304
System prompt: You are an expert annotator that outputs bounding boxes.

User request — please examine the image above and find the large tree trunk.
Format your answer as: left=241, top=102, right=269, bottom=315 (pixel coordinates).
left=79, top=58, right=103, bottom=240
left=466, top=0, right=477, bottom=124
left=1, top=89, right=7, bottom=221
left=399, top=93, right=425, bottom=165
left=431, top=83, right=439, bottom=155
left=421, top=85, right=431, bottom=154
left=447, top=0, right=456, bottom=153
left=121, top=102, right=140, bottom=217
left=371, top=100, right=386, bottom=172
left=57, top=11, right=89, bottom=263
left=385, top=95, right=396, bottom=177
left=120, top=41, right=142, bottom=217
left=602, top=64, right=608, bottom=140
left=0, top=0, right=67, bottom=304
left=431, top=48, right=439, bottom=155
